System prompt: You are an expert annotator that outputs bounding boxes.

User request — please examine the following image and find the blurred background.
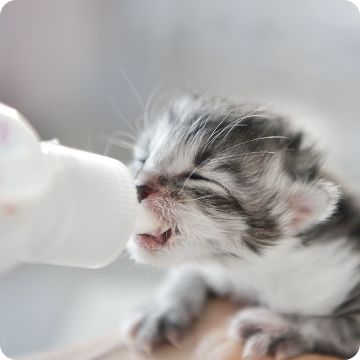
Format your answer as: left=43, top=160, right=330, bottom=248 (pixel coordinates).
left=0, top=0, right=359, bottom=357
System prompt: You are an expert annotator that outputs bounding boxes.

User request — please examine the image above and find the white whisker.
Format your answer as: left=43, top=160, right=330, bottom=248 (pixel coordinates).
left=108, top=129, right=137, bottom=142
left=213, top=103, right=274, bottom=148
left=134, top=115, right=144, bottom=133
left=119, top=69, right=145, bottom=110
left=213, top=151, right=278, bottom=162
left=179, top=194, right=217, bottom=203
left=143, top=83, right=170, bottom=129
left=108, top=97, right=137, bottom=136
left=217, top=114, right=269, bottom=147
left=103, top=135, right=135, bottom=155
left=225, top=136, right=289, bottom=153
left=176, top=164, right=204, bottom=200
left=201, top=108, right=236, bottom=155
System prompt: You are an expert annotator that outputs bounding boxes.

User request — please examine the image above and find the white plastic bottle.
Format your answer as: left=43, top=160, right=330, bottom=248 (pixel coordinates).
left=0, top=103, right=157, bottom=272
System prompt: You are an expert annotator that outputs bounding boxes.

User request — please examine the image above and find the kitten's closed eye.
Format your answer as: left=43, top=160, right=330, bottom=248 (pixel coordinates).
left=184, top=172, right=210, bottom=181
left=184, top=172, right=231, bottom=195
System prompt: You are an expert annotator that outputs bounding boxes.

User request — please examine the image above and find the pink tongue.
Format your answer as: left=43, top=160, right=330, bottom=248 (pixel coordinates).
left=145, top=229, right=172, bottom=244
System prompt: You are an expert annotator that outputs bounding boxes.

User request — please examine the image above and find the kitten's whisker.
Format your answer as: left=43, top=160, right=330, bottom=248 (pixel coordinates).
left=110, top=140, right=135, bottom=150
left=102, top=130, right=137, bottom=155
left=201, top=108, right=236, bottom=154
left=213, top=104, right=274, bottom=148
left=201, top=103, right=272, bottom=153
left=206, top=103, right=274, bottom=150
left=206, top=104, right=251, bottom=146
left=134, top=115, right=143, bottom=133
left=185, top=114, right=211, bottom=147
left=224, top=136, right=289, bottom=153
left=119, top=69, right=145, bottom=110
left=108, top=97, right=137, bottom=136
left=194, top=113, right=212, bottom=144
left=189, top=114, right=206, bottom=134
left=206, top=115, right=247, bottom=148
left=179, top=195, right=217, bottom=203
left=201, top=113, right=212, bottom=129
left=103, top=136, right=135, bottom=155
left=217, top=114, right=270, bottom=147
left=176, top=164, right=204, bottom=200
left=213, top=151, right=278, bottom=162
left=107, top=129, right=137, bottom=142
left=143, top=83, right=169, bottom=128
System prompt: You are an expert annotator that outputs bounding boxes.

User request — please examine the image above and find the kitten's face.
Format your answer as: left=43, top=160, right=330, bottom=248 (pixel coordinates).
left=127, top=95, right=338, bottom=266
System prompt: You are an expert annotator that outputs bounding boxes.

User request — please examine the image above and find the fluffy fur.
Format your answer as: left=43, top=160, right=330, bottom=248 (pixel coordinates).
left=125, top=93, right=360, bottom=358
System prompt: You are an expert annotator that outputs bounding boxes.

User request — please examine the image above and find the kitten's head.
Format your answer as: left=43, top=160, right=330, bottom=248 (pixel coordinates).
left=127, top=94, right=340, bottom=266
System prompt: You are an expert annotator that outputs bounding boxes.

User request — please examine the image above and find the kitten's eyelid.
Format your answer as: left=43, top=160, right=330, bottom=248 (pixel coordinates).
left=184, top=172, right=231, bottom=195
left=136, top=158, right=147, bottom=164
left=184, top=172, right=211, bottom=182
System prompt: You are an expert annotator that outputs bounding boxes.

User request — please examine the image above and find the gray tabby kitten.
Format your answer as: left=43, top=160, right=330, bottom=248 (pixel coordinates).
left=125, top=93, right=360, bottom=359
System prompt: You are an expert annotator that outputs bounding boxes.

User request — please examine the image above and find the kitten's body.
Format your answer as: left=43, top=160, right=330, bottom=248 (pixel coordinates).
left=125, top=94, right=360, bottom=358
left=198, top=238, right=358, bottom=316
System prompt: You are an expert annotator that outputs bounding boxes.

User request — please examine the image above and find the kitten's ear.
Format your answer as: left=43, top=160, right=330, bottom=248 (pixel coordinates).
left=283, top=180, right=340, bottom=235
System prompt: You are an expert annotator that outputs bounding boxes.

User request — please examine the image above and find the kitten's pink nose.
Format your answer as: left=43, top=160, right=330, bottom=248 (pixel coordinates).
left=136, top=184, right=157, bottom=202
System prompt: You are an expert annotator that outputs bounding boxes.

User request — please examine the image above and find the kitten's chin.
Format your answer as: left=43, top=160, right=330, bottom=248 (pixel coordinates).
left=127, top=235, right=194, bottom=267
left=127, top=235, right=171, bottom=266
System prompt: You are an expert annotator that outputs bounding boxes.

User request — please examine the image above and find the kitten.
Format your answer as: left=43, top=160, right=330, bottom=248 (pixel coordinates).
left=125, top=93, right=360, bottom=359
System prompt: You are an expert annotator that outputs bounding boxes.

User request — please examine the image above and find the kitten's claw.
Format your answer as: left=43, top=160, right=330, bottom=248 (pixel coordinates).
left=242, top=333, right=270, bottom=360
left=229, top=307, right=305, bottom=360
left=122, top=302, right=191, bottom=352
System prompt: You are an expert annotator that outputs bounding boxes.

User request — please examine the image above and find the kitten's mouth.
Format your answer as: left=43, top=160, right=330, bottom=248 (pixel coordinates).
left=136, top=228, right=172, bottom=250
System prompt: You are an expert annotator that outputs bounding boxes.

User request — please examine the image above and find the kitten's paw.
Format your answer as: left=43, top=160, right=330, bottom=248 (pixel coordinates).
left=229, top=307, right=306, bottom=360
left=122, top=302, right=193, bottom=353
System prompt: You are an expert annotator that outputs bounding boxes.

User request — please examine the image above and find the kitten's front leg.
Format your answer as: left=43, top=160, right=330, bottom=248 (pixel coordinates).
left=229, top=307, right=360, bottom=359
left=123, top=266, right=209, bottom=352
